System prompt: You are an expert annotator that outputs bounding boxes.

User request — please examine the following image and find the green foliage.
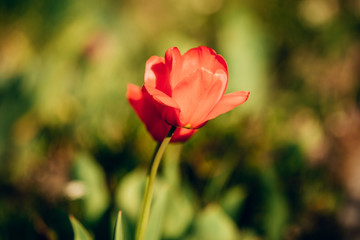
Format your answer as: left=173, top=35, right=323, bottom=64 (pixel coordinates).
left=144, top=184, right=169, bottom=240
left=0, top=0, right=355, bottom=239
left=114, top=211, right=124, bottom=240
left=70, top=215, right=93, bottom=240
left=188, top=204, right=239, bottom=240
left=72, top=152, right=110, bottom=222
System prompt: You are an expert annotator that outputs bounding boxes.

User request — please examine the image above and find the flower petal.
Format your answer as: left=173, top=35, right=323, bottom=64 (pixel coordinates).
left=144, top=85, right=179, bottom=109
left=126, top=83, right=145, bottom=119
left=165, top=47, right=183, bottom=88
left=171, top=128, right=197, bottom=142
left=127, top=84, right=167, bottom=141
left=181, top=46, right=228, bottom=81
left=144, top=55, right=171, bottom=95
left=172, top=68, right=227, bottom=127
left=127, top=84, right=192, bottom=142
left=206, top=91, right=250, bottom=120
left=144, top=85, right=182, bottom=127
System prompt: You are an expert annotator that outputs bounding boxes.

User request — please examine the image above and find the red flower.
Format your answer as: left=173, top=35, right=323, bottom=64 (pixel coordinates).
left=127, top=46, right=249, bottom=142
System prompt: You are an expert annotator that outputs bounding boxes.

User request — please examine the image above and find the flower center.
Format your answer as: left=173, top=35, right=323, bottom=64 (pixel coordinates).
left=183, top=124, right=192, bottom=129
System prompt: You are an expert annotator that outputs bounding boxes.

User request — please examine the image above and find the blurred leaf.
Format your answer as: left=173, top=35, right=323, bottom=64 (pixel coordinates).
left=220, top=185, right=247, bottom=220
left=203, top=159, right=238, bottom=203
left=261, top=166, right=288, bottom=240
left=116, top=150, right=195, bottom=240
left=72, top=152, right=110, bottom=222
left=162, top=185, right=195, bottom=238
left=162, top=145, right=195, bottom=238
left=218, top=6, right=269, bottom=116
left=163, top=145, right=182, bottom=186
left=0, top=77, right=31, bottom=164
left=188, top=204, right=239, bottom=240
left=145, top=184, right=169, bottom=240
left=115, top=169, right=146, bottom=222
left=69, top=215, right=93, bottom=240
left=114, top=211, right=124, bottom=240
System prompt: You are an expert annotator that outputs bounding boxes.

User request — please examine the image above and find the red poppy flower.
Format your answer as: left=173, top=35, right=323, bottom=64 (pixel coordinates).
left=127, top=46, right=249, bottom=142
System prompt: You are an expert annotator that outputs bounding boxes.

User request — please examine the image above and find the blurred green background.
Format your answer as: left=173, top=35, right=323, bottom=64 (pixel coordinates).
left=1, top=0, right=360, bottom=239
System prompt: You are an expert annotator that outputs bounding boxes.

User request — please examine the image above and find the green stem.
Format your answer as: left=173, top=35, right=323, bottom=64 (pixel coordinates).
left=135, top=126, right=177, bottom=240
